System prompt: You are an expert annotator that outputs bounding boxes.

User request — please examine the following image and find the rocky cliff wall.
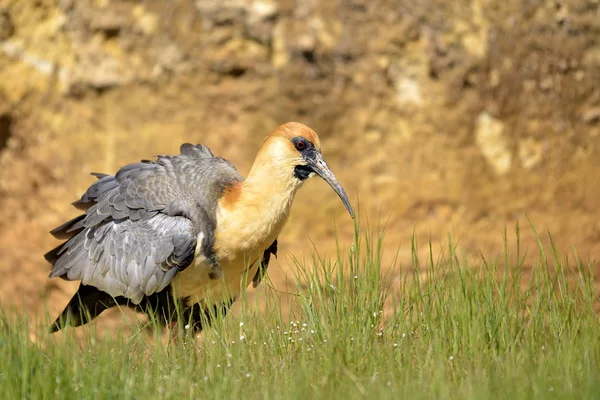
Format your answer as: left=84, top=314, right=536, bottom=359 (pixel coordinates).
left=0, top=0, right=599, bottom=318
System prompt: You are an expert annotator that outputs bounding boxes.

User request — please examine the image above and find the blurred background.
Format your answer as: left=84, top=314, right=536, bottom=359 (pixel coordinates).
left=0, top=0, right=599, bottom=326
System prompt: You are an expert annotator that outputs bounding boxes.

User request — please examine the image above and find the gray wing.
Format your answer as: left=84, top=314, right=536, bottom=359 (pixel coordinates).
left=48, top=215, right=196, bottom=304
left=70, top=143, right=241, bottom=230
left=45, top=144, right=243, bottom=303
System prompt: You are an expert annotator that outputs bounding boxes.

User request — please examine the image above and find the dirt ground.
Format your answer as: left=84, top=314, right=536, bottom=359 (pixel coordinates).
left=0, top=0, right=599, bottom=331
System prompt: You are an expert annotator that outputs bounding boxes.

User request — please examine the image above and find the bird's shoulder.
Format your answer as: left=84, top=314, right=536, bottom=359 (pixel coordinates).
left=159, top=143, right=244, bottom=187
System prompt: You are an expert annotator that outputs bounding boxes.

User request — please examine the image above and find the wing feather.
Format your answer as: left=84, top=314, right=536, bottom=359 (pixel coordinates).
left=45, top=143, right=244, bottom=304
left=50, top=215, right=196, bottom=303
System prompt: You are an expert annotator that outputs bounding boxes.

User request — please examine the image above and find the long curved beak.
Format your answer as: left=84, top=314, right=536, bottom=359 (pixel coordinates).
left=306, top=151, right=355, bottom=219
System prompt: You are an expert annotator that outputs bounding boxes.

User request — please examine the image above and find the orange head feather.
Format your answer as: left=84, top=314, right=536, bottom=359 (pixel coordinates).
left=268, top=122, right=321, bottom=151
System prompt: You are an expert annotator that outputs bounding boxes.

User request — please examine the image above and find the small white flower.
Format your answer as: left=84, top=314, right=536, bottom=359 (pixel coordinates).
left=402, top=333, right=406, bottom=338
left=310, top=329, right=316, bottom=334
left=283, top=331, right=288, bottom=335
left=246, top=373, right=251, bottom=378
left=239, top=322, right=244, bottom=327
left=393, top=343, right=398, bottom=347
left=449, top=356, right=454, bottom=361
left=184, top=324, right=190, bottom=330
left=239, top=335, right=245, bottom=341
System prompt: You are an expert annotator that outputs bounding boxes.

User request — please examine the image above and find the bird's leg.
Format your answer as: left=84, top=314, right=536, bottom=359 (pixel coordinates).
left=180, top=303, right=210, bottom=334
left=178, top=298, right=236, bottom=336
left=167, top=318, right=194, bottom=343
left=168, top=320, right=181, bottom=341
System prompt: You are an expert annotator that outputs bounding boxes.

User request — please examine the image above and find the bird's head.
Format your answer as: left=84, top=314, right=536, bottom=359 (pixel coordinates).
left=257, top=122, right=354, bottom=218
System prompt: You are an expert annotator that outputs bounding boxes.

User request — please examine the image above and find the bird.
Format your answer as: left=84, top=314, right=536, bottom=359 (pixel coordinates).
left=45, top=122, right=354, bottom=334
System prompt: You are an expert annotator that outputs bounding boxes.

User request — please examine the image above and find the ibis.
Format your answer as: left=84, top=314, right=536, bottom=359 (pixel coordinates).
left=45, top=122, right=354, bottom=333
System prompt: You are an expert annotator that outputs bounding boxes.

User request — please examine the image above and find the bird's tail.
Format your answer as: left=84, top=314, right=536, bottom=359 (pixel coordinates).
left=50, top=284, right=124, bottom=333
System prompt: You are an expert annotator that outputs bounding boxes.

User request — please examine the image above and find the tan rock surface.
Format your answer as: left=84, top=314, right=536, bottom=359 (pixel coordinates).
left=0, top=0, right=598, bottom=332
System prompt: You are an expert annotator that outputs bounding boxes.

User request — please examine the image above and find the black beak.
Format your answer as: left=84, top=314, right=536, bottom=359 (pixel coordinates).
left=304, top=151, right=354, bottom=219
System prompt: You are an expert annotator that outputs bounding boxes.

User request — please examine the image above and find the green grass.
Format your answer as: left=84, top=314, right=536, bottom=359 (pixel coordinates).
left=1, top=221, right=599, bottom=399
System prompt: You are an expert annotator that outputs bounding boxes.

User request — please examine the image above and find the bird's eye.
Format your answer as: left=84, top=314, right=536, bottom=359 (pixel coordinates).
left=295, top=140, right=306, bottom=150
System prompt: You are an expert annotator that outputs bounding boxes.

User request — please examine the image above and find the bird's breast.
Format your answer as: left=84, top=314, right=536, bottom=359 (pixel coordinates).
left=172, top=254, right=261, bottom=306
left=212, top=187, right=293, bottom=261
left=172, top=181, right=296, bottom=305
left=171, top=203, right=288, bottom=306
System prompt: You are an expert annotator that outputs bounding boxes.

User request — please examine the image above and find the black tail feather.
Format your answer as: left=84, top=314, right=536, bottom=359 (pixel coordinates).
left=50, top=284, right=125, bottom=333
left=50, top=285, right=181, bottom=333
left=50, top=284, right=236, bottom=334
